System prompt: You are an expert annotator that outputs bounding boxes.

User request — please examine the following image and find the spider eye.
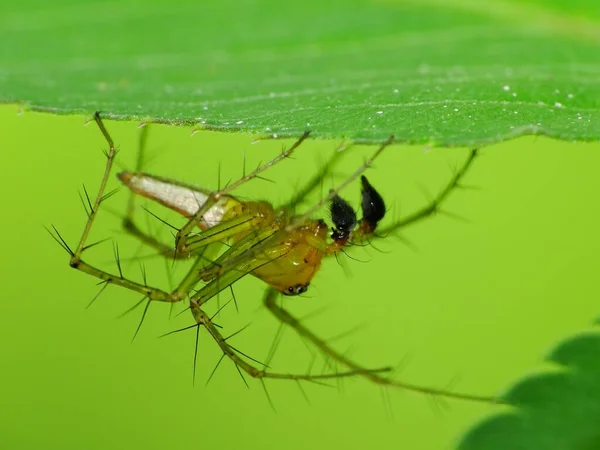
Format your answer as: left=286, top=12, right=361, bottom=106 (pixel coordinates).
left=329, top=193, right=357, bottom=240
left=286, top=284, right=309, bottom=295
left=360, top=176, right=385, bottom=230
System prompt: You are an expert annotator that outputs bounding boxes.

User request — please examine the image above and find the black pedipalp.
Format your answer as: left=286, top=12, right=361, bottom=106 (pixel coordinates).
left=360, top=176, right=385, bottom=230
left=329, top=193, right=357, bottom=241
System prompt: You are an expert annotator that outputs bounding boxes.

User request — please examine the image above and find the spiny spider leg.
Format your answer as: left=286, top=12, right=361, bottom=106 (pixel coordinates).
left=372, top=148, right=480, bottom=242
left=262, top=288, right=501, bottom=404
left=62, top=113, right=174, bottom=303
left=189, top=300, right=392, bottom=383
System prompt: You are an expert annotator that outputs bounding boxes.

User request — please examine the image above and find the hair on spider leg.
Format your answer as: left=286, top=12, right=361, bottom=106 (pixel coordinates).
left=171, top=303, right=192, bottom=320
left=295, top=379, right=311, bottom=405
left=333, top=362, right=346, bottom=394
left=209, top=297, right=235, bottom=321
left=140, top=206, right=180, bottom=231
left=112, top=241, right=124, bottom=279
left=192, top=321, right=201, bottom=385
left=227, top=343, right=270, bottom=369
left=386, top=230, right=420, bottom=253
left=131, top=298, right=152, bottom=342
left=426, top=389, right=452, bottom=417
left=222, top=322, right=253, bottom=342
left=296, top=302, right=334, bottom=324
left=205, top=353, right=226, bottom=386
left=225, top=284, right=238, bottom=313
left=213, top=288, right=224, bottom=321
left=319, top=355, right=341, bottom=383
left=117, top=295, right=148, bottom=320
left=78, top=183, right=95, bottom=218
left=265, top=320, right=286, bottom=368
left=79, top=236, right=112, bottom=254
left=380, top=385, right=395, bottom=422
left=304, top=344, right=318, bottom=375
left=86, top=280, right=110, bottom=309
left=324, top=321, right=368, bottom=345
left=332, top=251, right=354, bottom=279
left=158, top=321, right=206, bottom=385
left=360, top=235, right=392, bottom=255
left=138, top=262, right=148, bottom=287
left=233, top=363, right=250, bottom=389
left=110, top=293, right=153, bottom=342
left=106, top=204, right=182, bottom=261
left=45, top=224, right=75, bottom=257
left=436, top=208, right=473, bottom=224
left=389, top=351, right=415, bottom=379
left=157, top=322, right=208, bottom=340
left=103, top=246, right=181, bottom=264
left=443, top=372, right=463, bottom=400
left=341, top=247, right=372, bottom=263
left=345, top=235, right=391, bottom=263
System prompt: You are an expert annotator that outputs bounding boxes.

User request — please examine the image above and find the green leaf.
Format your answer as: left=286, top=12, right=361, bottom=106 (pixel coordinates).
left=460, top=331, right=600, bottom=450
left=1, top=0, right=599, bottom=144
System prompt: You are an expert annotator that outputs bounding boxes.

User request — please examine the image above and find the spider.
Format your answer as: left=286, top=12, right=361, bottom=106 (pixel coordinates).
left=48, top=112, right=496, bottom=405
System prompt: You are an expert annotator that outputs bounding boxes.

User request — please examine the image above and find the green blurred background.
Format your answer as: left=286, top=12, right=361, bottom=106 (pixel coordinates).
left=1, top=104, right=599, bottom=449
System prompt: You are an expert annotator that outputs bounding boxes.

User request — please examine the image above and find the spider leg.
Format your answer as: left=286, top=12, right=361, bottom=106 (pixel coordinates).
left=189, top=299, right=392, bottom=384
left=371, top=148, right=479, bottom=242
left=51, top=113, right=176, bottom=303
left=285, top=140, right=348, bottom=213
left=262, top=288, right=501, bottom=404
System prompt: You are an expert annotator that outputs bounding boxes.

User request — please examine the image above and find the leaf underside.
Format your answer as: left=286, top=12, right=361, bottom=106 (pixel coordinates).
left=1, top=0, right=599, bottom=145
